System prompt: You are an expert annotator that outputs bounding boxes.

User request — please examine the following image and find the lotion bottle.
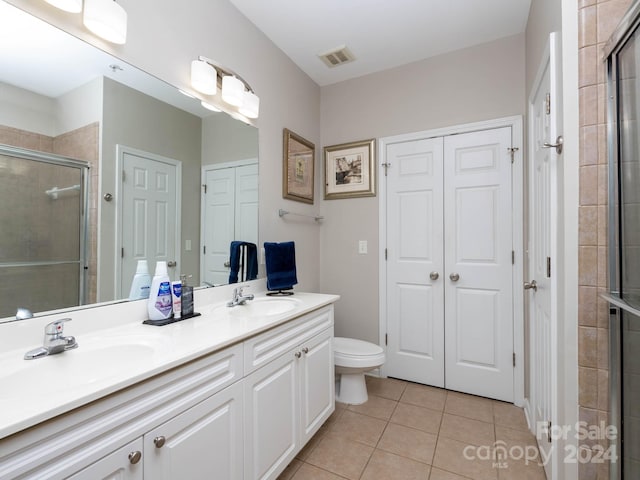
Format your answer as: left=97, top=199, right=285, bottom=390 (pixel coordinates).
left=128, top=260, right=151, bottom=300
left=147, top=261, right=172, bottom=320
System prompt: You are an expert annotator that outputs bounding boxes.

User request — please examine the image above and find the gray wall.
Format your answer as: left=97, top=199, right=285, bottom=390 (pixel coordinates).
left=202, top=115, right=258, bottom=165
left=525, top=0, right=562, bottom=97
left=319, top=34, right=526, bottom=344
left=100, top=77, right=202, bottom=300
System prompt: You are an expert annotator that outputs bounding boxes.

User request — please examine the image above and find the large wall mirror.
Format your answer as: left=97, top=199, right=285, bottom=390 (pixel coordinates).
left=0, top=1, right=260, bottom=321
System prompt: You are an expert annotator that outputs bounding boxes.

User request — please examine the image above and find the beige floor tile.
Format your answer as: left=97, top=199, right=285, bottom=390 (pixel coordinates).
left=318, top=406, right=345, bottom=436
left=432, top=436, right=498, bottom=480
left=328, top=410, right=387, bottom=446
left=390, top=402, right=442, bottom=434
left=493, top=402, right=529, bottom=432
left=278, top=458, right=303, bottom=479
left=439, top=413, right=495, bottom=447
left=305, top=432, right=374, bottom=480
left=400, top=384, right=447, bottom=411
left=377, top=423, right=438, bottom=464
left=291, top=463, right=349, bottom=480
left=445, top=391, right=494, bottom=423
left=296, top=428, right=326, bottom=461
left=361, top=449, right=431, bottom=480
left=497, top=458, right=547, bottom=480
left=429, top=468, right=473, bottom=479
left=347, top=394, right=398, bottom=421
left=366, top=375, right=408, bottom=400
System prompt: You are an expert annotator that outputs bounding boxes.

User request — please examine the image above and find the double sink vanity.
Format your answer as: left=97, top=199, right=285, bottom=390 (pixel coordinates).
left=0, top=282, right=339, bottom=479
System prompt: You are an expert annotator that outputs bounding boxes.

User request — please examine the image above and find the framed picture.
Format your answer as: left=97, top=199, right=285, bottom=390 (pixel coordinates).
left=324, top=139, right=376, bottom=199
left=283, top=128, right=315, bottom=204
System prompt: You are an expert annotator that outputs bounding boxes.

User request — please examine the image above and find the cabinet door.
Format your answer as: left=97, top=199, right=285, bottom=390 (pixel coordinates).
left=244, top=350, right=299, bottom=480
left=299, top=329, right=335, bottom=445
left=144, top=382, right=243, bottom=480
left=67, top=438, right=143, bottom=480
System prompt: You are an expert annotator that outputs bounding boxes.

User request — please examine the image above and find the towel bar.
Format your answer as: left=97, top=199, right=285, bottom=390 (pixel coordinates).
left=278, top=208, right=323, bottom=222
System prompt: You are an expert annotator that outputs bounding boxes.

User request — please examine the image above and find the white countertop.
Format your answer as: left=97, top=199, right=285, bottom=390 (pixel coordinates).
left=0, top=290, right=339, bottom=439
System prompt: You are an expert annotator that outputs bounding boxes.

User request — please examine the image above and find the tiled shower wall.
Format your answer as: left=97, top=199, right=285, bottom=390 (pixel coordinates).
left=0, top=123, right=99, bottom=304
left=578, top=0, right=631, bottom=478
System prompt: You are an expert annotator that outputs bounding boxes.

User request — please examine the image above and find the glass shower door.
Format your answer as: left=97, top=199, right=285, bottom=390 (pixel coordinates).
left=0, top=147, right=88, bottom=318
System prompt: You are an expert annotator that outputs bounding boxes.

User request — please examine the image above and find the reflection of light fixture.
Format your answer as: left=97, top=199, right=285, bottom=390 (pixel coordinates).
left=239, top=91, right=260, bottom=119
left=190, top=56, right=259, bottom=119
left=44, top=0, right=82, bottom=13
left=83, top=0, right=127, bottom=44
left=201, top=101, right=221, bottom=112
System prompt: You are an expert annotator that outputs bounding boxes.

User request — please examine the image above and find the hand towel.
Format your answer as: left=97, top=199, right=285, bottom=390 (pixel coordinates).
left=228, top=241, right=258, bottom=283
left=264, top=241, right=298, bottom=292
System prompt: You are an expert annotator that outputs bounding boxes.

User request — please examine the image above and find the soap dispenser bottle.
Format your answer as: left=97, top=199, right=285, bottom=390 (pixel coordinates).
left=128, top=260, right=151, bottom=300
left=147, top=261, right=172, bottom=320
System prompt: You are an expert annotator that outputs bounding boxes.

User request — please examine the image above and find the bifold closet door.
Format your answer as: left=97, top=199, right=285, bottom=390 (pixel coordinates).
left=385, top=137, right=445, bottom=387
left=443, top=127, right=514, bottom=402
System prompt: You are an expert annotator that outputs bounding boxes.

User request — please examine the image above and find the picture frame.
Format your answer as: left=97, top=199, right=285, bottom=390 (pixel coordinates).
left=283, top=128, right=315, bottom=204
left=324, top=138, right=376, bottom=199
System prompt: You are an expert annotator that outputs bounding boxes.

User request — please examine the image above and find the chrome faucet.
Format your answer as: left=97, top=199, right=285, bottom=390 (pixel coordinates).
left=227, top=285, right=254, bottom=307
left=24, top=318, right=78, bottom=360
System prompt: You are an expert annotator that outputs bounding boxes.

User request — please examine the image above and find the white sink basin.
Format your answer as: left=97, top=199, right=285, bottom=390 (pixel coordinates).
left=212, top=296, right=301, bottom=319
left=0, top=337, right=167, bottom=397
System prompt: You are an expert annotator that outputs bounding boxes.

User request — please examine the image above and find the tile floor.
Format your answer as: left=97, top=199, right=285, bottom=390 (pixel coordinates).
left=278, top=376, right=547, bottom=480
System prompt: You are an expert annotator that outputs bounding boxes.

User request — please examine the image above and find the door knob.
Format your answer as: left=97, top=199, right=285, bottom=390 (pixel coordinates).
left=154, top=436, right=166, bottom=448
left=542, top=136, right=563, bottom=154
left=524, top=280, right=538, bottom=292
left=224, top=261, right=231, bottom=268
left=167, top=261, right=177, bottom=268
left=449, top=273, right=460, bottom=282
left=294, top=351, right=302, bottom=359
left=430, top=271, right=439, bottom=281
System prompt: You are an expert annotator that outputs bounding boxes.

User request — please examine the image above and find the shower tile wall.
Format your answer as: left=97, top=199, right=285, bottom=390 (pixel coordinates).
left=579, top=0, right=631, bottom=478
left=0, top=123, right=99, bottom=304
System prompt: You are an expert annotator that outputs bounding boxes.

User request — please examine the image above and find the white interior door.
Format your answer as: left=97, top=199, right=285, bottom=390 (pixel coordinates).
left=385, top=138, right=445, bottom=386
left=443, top=127, right=514, bottom=402
left=528, top=32, right=561, bottom=479
left=201, top=161, right=258, bottom=286
left=384, top=124, right=516, bottom=402
left=118, top=147, right=180, bottom=298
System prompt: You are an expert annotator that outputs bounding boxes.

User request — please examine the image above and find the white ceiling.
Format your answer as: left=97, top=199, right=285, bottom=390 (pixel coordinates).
left=229, top=0, right=532, bottom=86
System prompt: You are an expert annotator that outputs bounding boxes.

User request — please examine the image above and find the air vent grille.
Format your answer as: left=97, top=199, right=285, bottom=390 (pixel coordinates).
left=318, top=45, right=355, bottom=68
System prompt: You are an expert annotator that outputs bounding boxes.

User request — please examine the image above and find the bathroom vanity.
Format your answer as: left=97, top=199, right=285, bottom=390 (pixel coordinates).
left=0, top=287, right=338, bottom=480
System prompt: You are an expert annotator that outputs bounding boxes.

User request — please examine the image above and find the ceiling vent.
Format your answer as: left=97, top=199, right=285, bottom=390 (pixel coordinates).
left=318, top=45, right=355, bottom=68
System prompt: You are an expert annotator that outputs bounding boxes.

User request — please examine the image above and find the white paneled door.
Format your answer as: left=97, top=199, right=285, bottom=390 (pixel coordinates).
left=385, top=126, right=515, bottom=402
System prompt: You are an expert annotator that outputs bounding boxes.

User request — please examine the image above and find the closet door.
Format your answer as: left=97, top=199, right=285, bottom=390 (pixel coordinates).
left=385, top=137, right=445, bottom=386
left=443, top=127, right=514, bottom=402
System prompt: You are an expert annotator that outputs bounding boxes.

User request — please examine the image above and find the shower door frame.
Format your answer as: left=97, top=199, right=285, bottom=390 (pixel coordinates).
left=0, top=144, right=90, bottom=308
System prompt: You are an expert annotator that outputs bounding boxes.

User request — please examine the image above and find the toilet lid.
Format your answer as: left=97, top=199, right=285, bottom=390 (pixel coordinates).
left=333, top=337, right=383, bottom=357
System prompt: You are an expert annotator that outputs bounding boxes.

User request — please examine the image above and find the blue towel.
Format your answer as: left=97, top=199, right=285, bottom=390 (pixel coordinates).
left=264, top=241, right=298, bottom=291
left=228, top=241, right=258, bottom=283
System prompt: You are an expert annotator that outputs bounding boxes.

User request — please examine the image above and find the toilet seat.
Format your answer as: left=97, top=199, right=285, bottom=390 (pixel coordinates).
left=333, top=337, right=385, bottom=368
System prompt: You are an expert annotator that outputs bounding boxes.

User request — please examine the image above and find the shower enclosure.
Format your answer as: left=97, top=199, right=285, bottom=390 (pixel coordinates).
left=0, top=145, right=89, bottom=319
left=605, top=2, right=640, bottom=478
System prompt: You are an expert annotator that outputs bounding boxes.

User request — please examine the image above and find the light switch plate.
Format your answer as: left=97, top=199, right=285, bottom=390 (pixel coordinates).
left=359, top=240, right=368, bottom=254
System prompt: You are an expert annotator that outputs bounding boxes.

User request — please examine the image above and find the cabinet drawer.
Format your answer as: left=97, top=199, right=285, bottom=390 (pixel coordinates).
left=243, top=306, right=333, bottom=375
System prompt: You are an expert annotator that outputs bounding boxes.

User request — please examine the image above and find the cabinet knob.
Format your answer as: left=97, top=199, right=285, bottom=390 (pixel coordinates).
left=294, top=351, right=302, bottom=358
left=128, top=451, right=142, bottom=464
left=154, top=436, right=166, bottom=448
left=302, top=347, right=309, bottom=354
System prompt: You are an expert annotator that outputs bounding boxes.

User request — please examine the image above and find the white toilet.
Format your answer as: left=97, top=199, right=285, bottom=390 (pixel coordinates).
left=333, top=337, right=385, bottom=405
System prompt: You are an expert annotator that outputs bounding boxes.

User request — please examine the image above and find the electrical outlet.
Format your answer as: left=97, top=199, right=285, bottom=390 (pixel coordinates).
left=359, top=240, right=368, bottom=254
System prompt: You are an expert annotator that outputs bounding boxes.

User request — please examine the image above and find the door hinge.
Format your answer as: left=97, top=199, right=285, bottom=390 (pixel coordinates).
left=202, top=184, right=207, bottom=194
left=513, top=352, right=516, bottom=367
left=121, top=247, right=124, bottom=258
left=122, top=170, right=126, bottom=182
left=385, top=248, right=388, bottom=260
left=381, top=163, right=391, bottom=176
left=385, top=333, right=388, bottom=346
left=512, top=250, right=515, bottom=265
left=507, top=147, right=519, bottom=163
left=203, top=246, right=206, bottom=254
left=547, top=420, right=552, bottom=443
left=545, top=93, right=551, bottom=115
left=547, top=257, right=551, bottom=278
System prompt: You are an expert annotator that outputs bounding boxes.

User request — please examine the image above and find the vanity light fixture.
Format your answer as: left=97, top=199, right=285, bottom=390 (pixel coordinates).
left=201, top=101, right=222, bottom=113
left=191, top=56, right=259, bottom=119
left=83, top=0, right=127, bottom=45
left=43, top=0, right=82, bottom=13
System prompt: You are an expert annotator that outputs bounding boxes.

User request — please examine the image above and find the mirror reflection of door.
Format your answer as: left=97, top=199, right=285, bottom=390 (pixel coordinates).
left=201, top=160, right=258, bottom=285
left=117, top=146, right=181, bottom=298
